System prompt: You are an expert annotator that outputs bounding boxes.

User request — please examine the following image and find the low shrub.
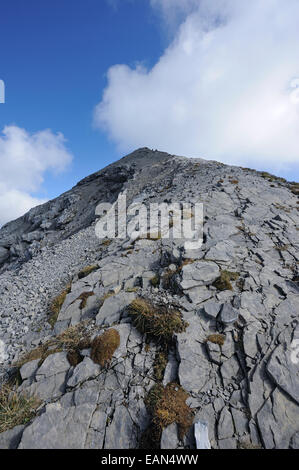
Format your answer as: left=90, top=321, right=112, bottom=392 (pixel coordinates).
left=275, top=244, right=290, bottom=252
left=125, top=287, right=139, bottom=293
left=161, top=260, right=193, bottom=291
left=260, top=171, right=286, bottom=183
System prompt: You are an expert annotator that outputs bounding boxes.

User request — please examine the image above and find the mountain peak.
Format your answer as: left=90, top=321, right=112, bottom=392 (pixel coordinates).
left=0, top=149, right=298, bottom=449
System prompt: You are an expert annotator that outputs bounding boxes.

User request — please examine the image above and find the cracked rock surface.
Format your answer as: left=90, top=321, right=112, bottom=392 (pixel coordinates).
left=0, top=147, right=298, bottom=449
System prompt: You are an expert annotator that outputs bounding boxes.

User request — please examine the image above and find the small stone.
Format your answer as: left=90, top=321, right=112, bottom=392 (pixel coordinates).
left=180, top=261, right=220, bottom=290
left=0, top=425, right=25, bottom=449
left=36, top=352, right=70, bottom=378
left=218, top=407, right=234, bottom=439
left=67, top=357, right=101, bottom=388
left=219, top=303, right=239, bottom=324
left=20, top=358, right=40, bottom=380
left=161, top=423, right=179, bottom=449
left=203, top=300, right=221, bottom=319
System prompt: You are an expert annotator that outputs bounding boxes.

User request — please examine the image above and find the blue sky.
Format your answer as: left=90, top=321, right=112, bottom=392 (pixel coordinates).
left=0, top=0, right=299, bottom=225
left=0, top=0, right=162, bottom=200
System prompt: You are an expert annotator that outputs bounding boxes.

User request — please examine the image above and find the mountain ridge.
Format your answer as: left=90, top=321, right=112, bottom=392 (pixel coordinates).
left=0, top=148, right=298, bottom=449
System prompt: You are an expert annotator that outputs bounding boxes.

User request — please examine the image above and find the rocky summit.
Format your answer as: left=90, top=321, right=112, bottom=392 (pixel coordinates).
left=0, top=147, right=298, bottom=449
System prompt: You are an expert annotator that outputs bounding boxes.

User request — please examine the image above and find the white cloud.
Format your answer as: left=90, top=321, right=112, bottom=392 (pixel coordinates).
left=0, top=125, right=73, bottom=226
left=95, top=0, right=299, bottom=175
left=150, top=0, right=200, bottom=30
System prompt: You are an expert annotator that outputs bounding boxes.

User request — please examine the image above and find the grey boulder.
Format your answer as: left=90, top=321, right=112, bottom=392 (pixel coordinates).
left=180, top=261, right=220, bottom=290
left=219, top=303, right=239, bottom=325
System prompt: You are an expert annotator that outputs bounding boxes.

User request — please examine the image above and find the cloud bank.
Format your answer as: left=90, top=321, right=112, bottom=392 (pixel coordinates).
left=96, top=0, right=299, bottom=174
left=0, top=126, right=73, bottom=226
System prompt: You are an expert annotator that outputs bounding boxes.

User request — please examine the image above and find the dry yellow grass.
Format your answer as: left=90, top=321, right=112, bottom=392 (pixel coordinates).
left=101, top=239, right=112, bottom=247
left=78, top=265, right=98, bottom=279
left=207, top=334, right=226, bottom=346
left=67, top=349, right=83, bottom=367
left=213, top=270, right=239, bottom=291
left=0, top=384, right=41, bottom=433
left=90, top=329, right=120, bottom=367
left=48, top=283, right=71, bottom=327
left=153, top=351, right=168, bottom=381
left=77, top=291, right=95, bottom=309
left=145, top=383, right=193, bottom=441
left=128, top=298, right=188, bottom=341
left=15, top=321, right=91, bottom=368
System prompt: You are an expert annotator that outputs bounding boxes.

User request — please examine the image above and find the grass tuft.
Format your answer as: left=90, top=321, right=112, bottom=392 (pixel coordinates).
left=207, top=334, right=226, bottom=346
left=15, top=322, right=91, bottom=368
left=0, top=384, right=41, bottom=433
left=125, top=287, right=139, bottom=293
left=67, top=349, right=83, bottom=367
left=150, top=275, right=160, bottom=287
left=161, top=260, right=193, bottom=291
left=101, top=239, right=112, bottom=247
left=161, top=269, right=176, bottom=290
left=153, top=351, right=168, bottom=381
left=90, top=329, right=120, bottom=367
left=48, top=283, right=71, bottom=328
left=128, top=298, right=188, bottom=342
left=213, top=270, right=239, bottom=291
left=77, top=291, right=95, bottom=309
left=144, top=383, right=193, bottom=445
left=78, top=265, right=98, bottom=279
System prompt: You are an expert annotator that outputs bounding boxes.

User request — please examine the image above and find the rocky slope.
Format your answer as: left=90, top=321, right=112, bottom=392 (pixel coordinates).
left=0, top=148, right=298, bottom=449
